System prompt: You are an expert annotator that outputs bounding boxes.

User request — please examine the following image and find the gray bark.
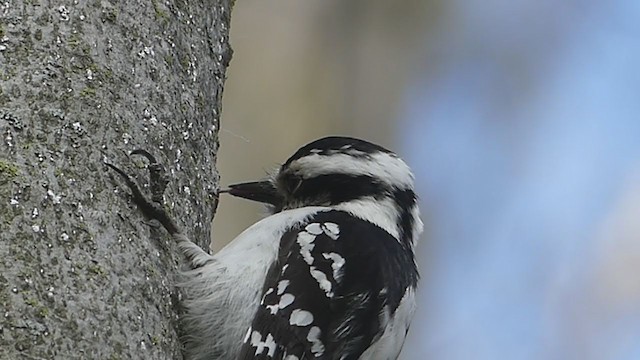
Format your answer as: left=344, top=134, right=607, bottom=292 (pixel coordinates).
left=0, top=1, right=233, bottom=358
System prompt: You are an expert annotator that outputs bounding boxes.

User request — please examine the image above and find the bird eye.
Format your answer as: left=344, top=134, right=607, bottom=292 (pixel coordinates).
left=283, top=175, right=303, bottom=195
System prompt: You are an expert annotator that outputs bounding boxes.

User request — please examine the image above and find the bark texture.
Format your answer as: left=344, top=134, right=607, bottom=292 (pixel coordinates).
left=0, top=0, right=233, bottom=358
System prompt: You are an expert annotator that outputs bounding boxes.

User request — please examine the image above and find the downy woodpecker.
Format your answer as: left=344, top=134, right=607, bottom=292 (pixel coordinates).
left=107, top=136, right=423, bottom=360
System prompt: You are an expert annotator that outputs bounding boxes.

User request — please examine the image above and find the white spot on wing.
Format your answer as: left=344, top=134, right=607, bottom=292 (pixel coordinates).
left=305, top=223, right=323, bottom=235
left=297, top=231, right=316, bottom=246
left=289, top=309, right=314, bottom=326
left=265, top=333, right=276, bottom=357
left=322, top=252, right=345, bottom=281
left=250, top=330, right=262, bottom=347
left=301, top=251, right=314, bottom=265
left=284, top=355, right=299, bottom=360
left=266, top=304, right=278, bottom=315
left=310, top=266, right=333, bottom=297
left=279, top=293, right=295, bottom=308
left=261, top=288, right=274, bottom=305
left=266, top=293, right=295, bottom=314
left=250, top=331, right=277, bottom=357
left=297, top=231, right=316, bottom=265
left=307, top=326, right=325, bottom=356
left=321, top=222, right=340, bottom=239
left=277, top=280, right=290, bottom=295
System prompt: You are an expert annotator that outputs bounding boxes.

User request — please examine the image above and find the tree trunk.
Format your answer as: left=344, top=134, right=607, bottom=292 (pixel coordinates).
left=0, top=1, right=232, bottom=358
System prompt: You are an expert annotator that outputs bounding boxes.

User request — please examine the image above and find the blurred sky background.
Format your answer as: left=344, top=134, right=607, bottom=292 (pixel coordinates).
left=213, top=1, right=640, bottom=359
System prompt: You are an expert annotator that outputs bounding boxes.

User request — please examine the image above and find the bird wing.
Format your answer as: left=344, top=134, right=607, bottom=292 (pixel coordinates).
left=238, top=210, right=418, bottom=360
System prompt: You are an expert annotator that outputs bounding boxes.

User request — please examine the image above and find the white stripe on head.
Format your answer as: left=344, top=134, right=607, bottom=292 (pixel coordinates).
left=286, top=152, right=415, bottom=190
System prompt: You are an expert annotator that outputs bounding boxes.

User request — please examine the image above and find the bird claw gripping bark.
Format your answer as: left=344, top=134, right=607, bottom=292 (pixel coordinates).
left=105, top=150, right=180, bottom=235
left=107, top=151, right=214, bottom=270
left=130, top=149, right=169, bottom=205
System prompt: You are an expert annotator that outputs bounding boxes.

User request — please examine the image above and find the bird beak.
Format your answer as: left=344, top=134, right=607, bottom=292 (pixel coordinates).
left=220, top=180, right=283, bottom=207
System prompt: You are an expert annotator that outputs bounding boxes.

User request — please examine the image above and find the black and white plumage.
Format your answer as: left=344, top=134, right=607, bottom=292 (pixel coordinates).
left=108, top=136, right=422, bottom=360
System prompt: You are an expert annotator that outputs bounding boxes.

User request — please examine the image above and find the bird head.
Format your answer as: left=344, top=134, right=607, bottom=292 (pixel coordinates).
left=222, top=136, right=422, bottom=247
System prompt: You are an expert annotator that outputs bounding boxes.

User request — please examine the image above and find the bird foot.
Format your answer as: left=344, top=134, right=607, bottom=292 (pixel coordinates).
left=106, top=150, right=180, bottom=235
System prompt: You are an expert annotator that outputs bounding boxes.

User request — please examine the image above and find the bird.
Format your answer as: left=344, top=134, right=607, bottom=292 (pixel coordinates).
left=106, top=136, right=423, bottom=360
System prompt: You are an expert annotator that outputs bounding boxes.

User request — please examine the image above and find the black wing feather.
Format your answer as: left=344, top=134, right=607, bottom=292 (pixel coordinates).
left=239, top=210, right=418, bottom=360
